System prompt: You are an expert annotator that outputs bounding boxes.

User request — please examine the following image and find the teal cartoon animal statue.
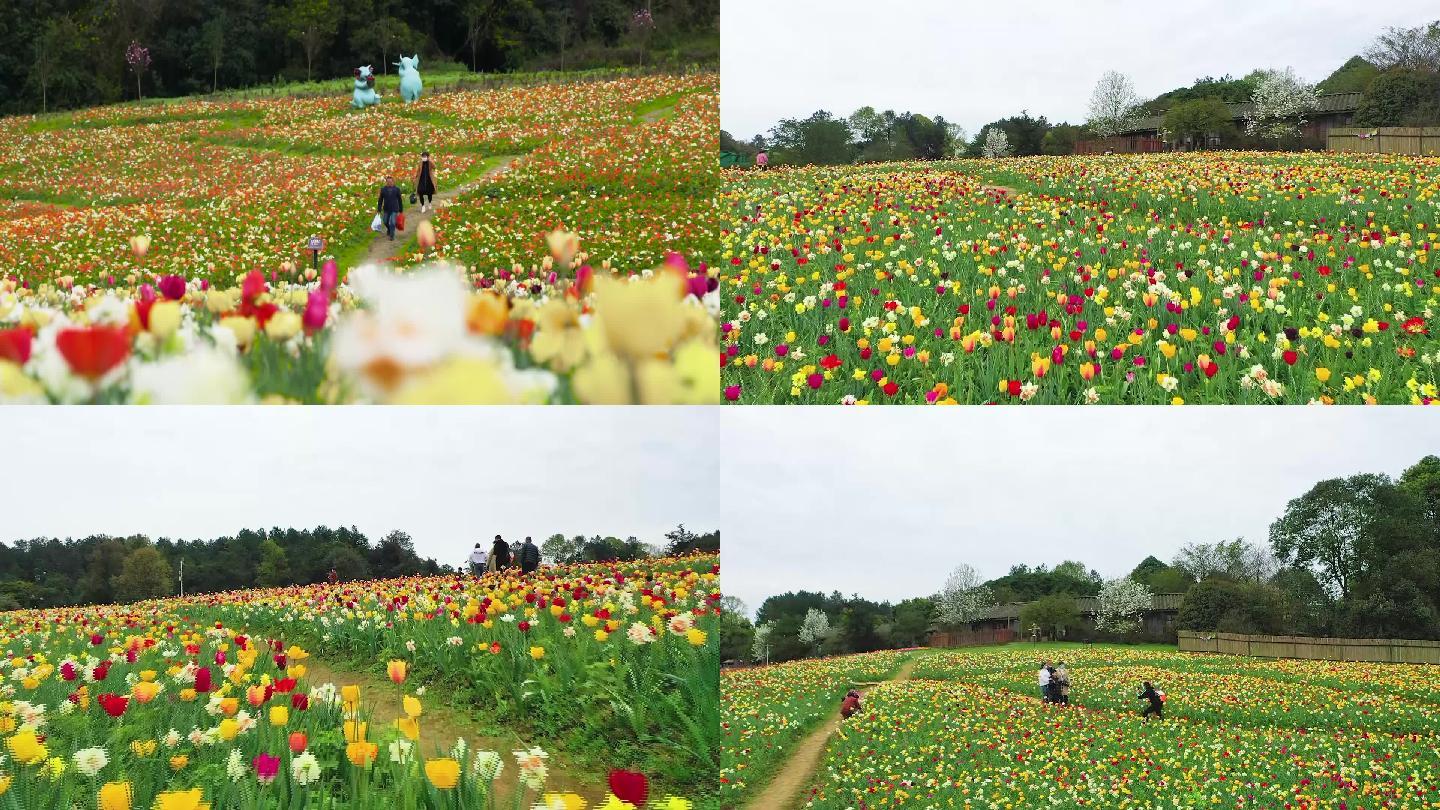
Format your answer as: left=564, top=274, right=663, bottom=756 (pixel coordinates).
left=352, top=65, right=380, bottom=109
left=397, top=55, right=423, bottom=103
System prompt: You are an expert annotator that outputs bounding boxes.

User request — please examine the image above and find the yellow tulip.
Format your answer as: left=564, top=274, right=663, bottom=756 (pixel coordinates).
left=346, top=740, right=378, bottom=767
left=424, top=758, right=460, bottom=789
left=99, top=781, right=133, bottom=810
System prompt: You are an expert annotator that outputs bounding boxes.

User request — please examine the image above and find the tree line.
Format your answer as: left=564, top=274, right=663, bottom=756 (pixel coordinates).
left=722, top=455, right=1440, bottom=664
left=1, top=0, right=719, bottom=116
left=0, top=522, right=719, bottom=610
left=721, top=18, right=1440, bottom=167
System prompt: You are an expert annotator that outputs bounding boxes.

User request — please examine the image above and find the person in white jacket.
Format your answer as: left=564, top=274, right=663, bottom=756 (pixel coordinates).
left=467, top=543, right=488, bottom=576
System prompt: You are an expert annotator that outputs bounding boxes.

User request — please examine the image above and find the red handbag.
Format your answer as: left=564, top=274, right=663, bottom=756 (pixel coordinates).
left=396, top=213, right=406, bottom=231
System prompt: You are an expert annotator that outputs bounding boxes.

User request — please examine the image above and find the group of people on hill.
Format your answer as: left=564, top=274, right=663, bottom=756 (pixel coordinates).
left=1037, top=659, right=1072, bottom=704
left=466, top=535, right=541, bottom=575
left=1038, top=658, right=1166, bottom=720
left=836, top=658, right=1166, bottom=722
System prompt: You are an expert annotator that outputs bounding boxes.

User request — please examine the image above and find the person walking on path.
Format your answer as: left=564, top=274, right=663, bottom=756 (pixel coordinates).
left=518, top=536, right=541, bottom=574
left=377, top=175, right=404, bottom=241
left=1055, top=662, right=1071, bottom=705
left=414, top=152, right=437, bottom=212
left=1037, top=660, right=1052, bottom=702
left=486, top=535, right=512, bottom=572
left=1139, top=681, right=1165, bottom=721
left=755, top=150, right=768, bottom=170
left=467, top=542, right=488, bottom=576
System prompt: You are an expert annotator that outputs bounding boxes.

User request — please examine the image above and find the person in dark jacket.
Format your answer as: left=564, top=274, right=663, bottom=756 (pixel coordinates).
left=1139, top=681, right=1164, bottom=721
left=518, top=536, right=541, bottom=574
left=840, top=689, right=861, bottom=719
left=487, top=534, right=512, bottom=572
left=377, top=175, right=404, bottom=241
left=415, top=152, right=437, bottom=212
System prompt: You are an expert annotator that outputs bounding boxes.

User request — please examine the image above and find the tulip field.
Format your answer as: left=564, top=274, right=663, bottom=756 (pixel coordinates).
left=720, top=152, right=1440, bottom=404
left=718, top=650, right=908, bottom=807
left=725, top=644, right=1440, bottom=809
left=0, top=554, right=719, bottom=809
left=0, top=72, right=719, bottom=403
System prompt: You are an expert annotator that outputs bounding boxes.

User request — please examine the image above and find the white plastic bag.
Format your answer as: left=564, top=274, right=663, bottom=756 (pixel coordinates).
left=370, top=213, right=384, bottom=232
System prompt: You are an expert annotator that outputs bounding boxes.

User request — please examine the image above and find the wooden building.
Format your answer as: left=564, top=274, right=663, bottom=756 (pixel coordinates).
left=929, top=593, right=1186, bottom=647
left=1075, top=92, right=1363, bottom=153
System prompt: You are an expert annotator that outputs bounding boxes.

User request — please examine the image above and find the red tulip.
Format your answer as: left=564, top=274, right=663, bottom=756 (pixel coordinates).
left=194, top=666, right=212, bottom=693
left=56, top=326, right=130, bottom=381
left=0, top=327, right=32, bottom=365
left=609, top=770, right=649, bottom=806
left=97, top=693, right=129, bottom=718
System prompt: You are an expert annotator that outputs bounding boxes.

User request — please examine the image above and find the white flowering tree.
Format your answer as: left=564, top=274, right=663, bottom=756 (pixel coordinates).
left=1095, top=577, right=1154, bottom=633
left=798, top=608, right=830, bottom=655
left=1086, top=70, right=1141, bottom=137
left=937, top=564, right=996, bottom=625
left=751, top=621, right=773, bottom=663
left=981, top=128, right=1011, bottom=158
left=1244, top=68, right=1319, bottom=141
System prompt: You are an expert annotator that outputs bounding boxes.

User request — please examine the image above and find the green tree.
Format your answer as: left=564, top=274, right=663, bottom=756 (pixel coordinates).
left=541, top=533, right=582, bottom=564
left=719, top=610, right=754, bottom=661
left=328, top=545, right=370, bottom=582
left=1177, top=579, right=1286, bottom=634
left=1269, top=473, right=1389, bottom=600
left=113, top=546, right=173, bottom=602
left=1018, top=594, right=1080, bottom=640
left=279, top=0, right=338, bottom=81
left=890, top=597, right=936, bottom=647
left=1354, top=70, right=1440, bottom=126
left=82, top=538, right=129, bottom=605
left=351, top=16, right=415, bottom=75
left=1164, top=98, right=1237, bottom=148
left=767, top=110, right=855, bottom=166
left=199, top=16, right=225, bottom=92
left=1317, top=56, right=1381, bottom=95
left=256, top=539, right=293, bottom=586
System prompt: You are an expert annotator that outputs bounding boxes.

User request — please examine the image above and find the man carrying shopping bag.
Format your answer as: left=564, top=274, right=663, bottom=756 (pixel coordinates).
left=376, top=176, right=405, bottom=241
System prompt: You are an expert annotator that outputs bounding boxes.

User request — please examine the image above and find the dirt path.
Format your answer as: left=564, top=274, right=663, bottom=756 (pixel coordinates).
left=745, top=657, right=921, bottom=810
left=640, top=104, right=676, bottom=124
left=300, top=655, right=607, bottom=804
left=980, top=183, right=1019, bottom=197
left=361, top=155, right=520, bottom=267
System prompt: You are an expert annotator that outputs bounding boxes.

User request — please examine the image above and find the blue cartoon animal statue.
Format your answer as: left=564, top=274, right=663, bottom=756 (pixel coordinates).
left=397, top=55, right=423, bottom=103
left=352, top=65, right=380, bottom=109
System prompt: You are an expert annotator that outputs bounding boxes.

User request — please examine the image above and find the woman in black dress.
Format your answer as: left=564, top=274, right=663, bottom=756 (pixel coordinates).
left=414, top=151, right=437, bottom=212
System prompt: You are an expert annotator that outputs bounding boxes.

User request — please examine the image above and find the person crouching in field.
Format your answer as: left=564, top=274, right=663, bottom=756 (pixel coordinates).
left=1139, top=681, right=1165, bottom=721
left=377, top=175, right=404, bottom=241
left=467, top=542, right=488, bottom=575
left=840, top=689, right=861, bottom=719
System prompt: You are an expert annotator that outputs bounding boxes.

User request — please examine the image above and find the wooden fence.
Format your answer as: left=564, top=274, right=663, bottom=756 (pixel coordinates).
left=929, top=627, right=1015, bottom=648
left=1327, top=127, right=1440, bottom=156
left=1178, top=630, right=1440, bottom=664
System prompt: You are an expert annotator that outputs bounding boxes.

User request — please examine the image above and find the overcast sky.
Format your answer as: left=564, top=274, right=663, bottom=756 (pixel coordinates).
left=721, top=0, right=1436, bottom=139
left=720, top=408, right=1440, bottom=617
left=1, top=408, right=718, bottom=567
